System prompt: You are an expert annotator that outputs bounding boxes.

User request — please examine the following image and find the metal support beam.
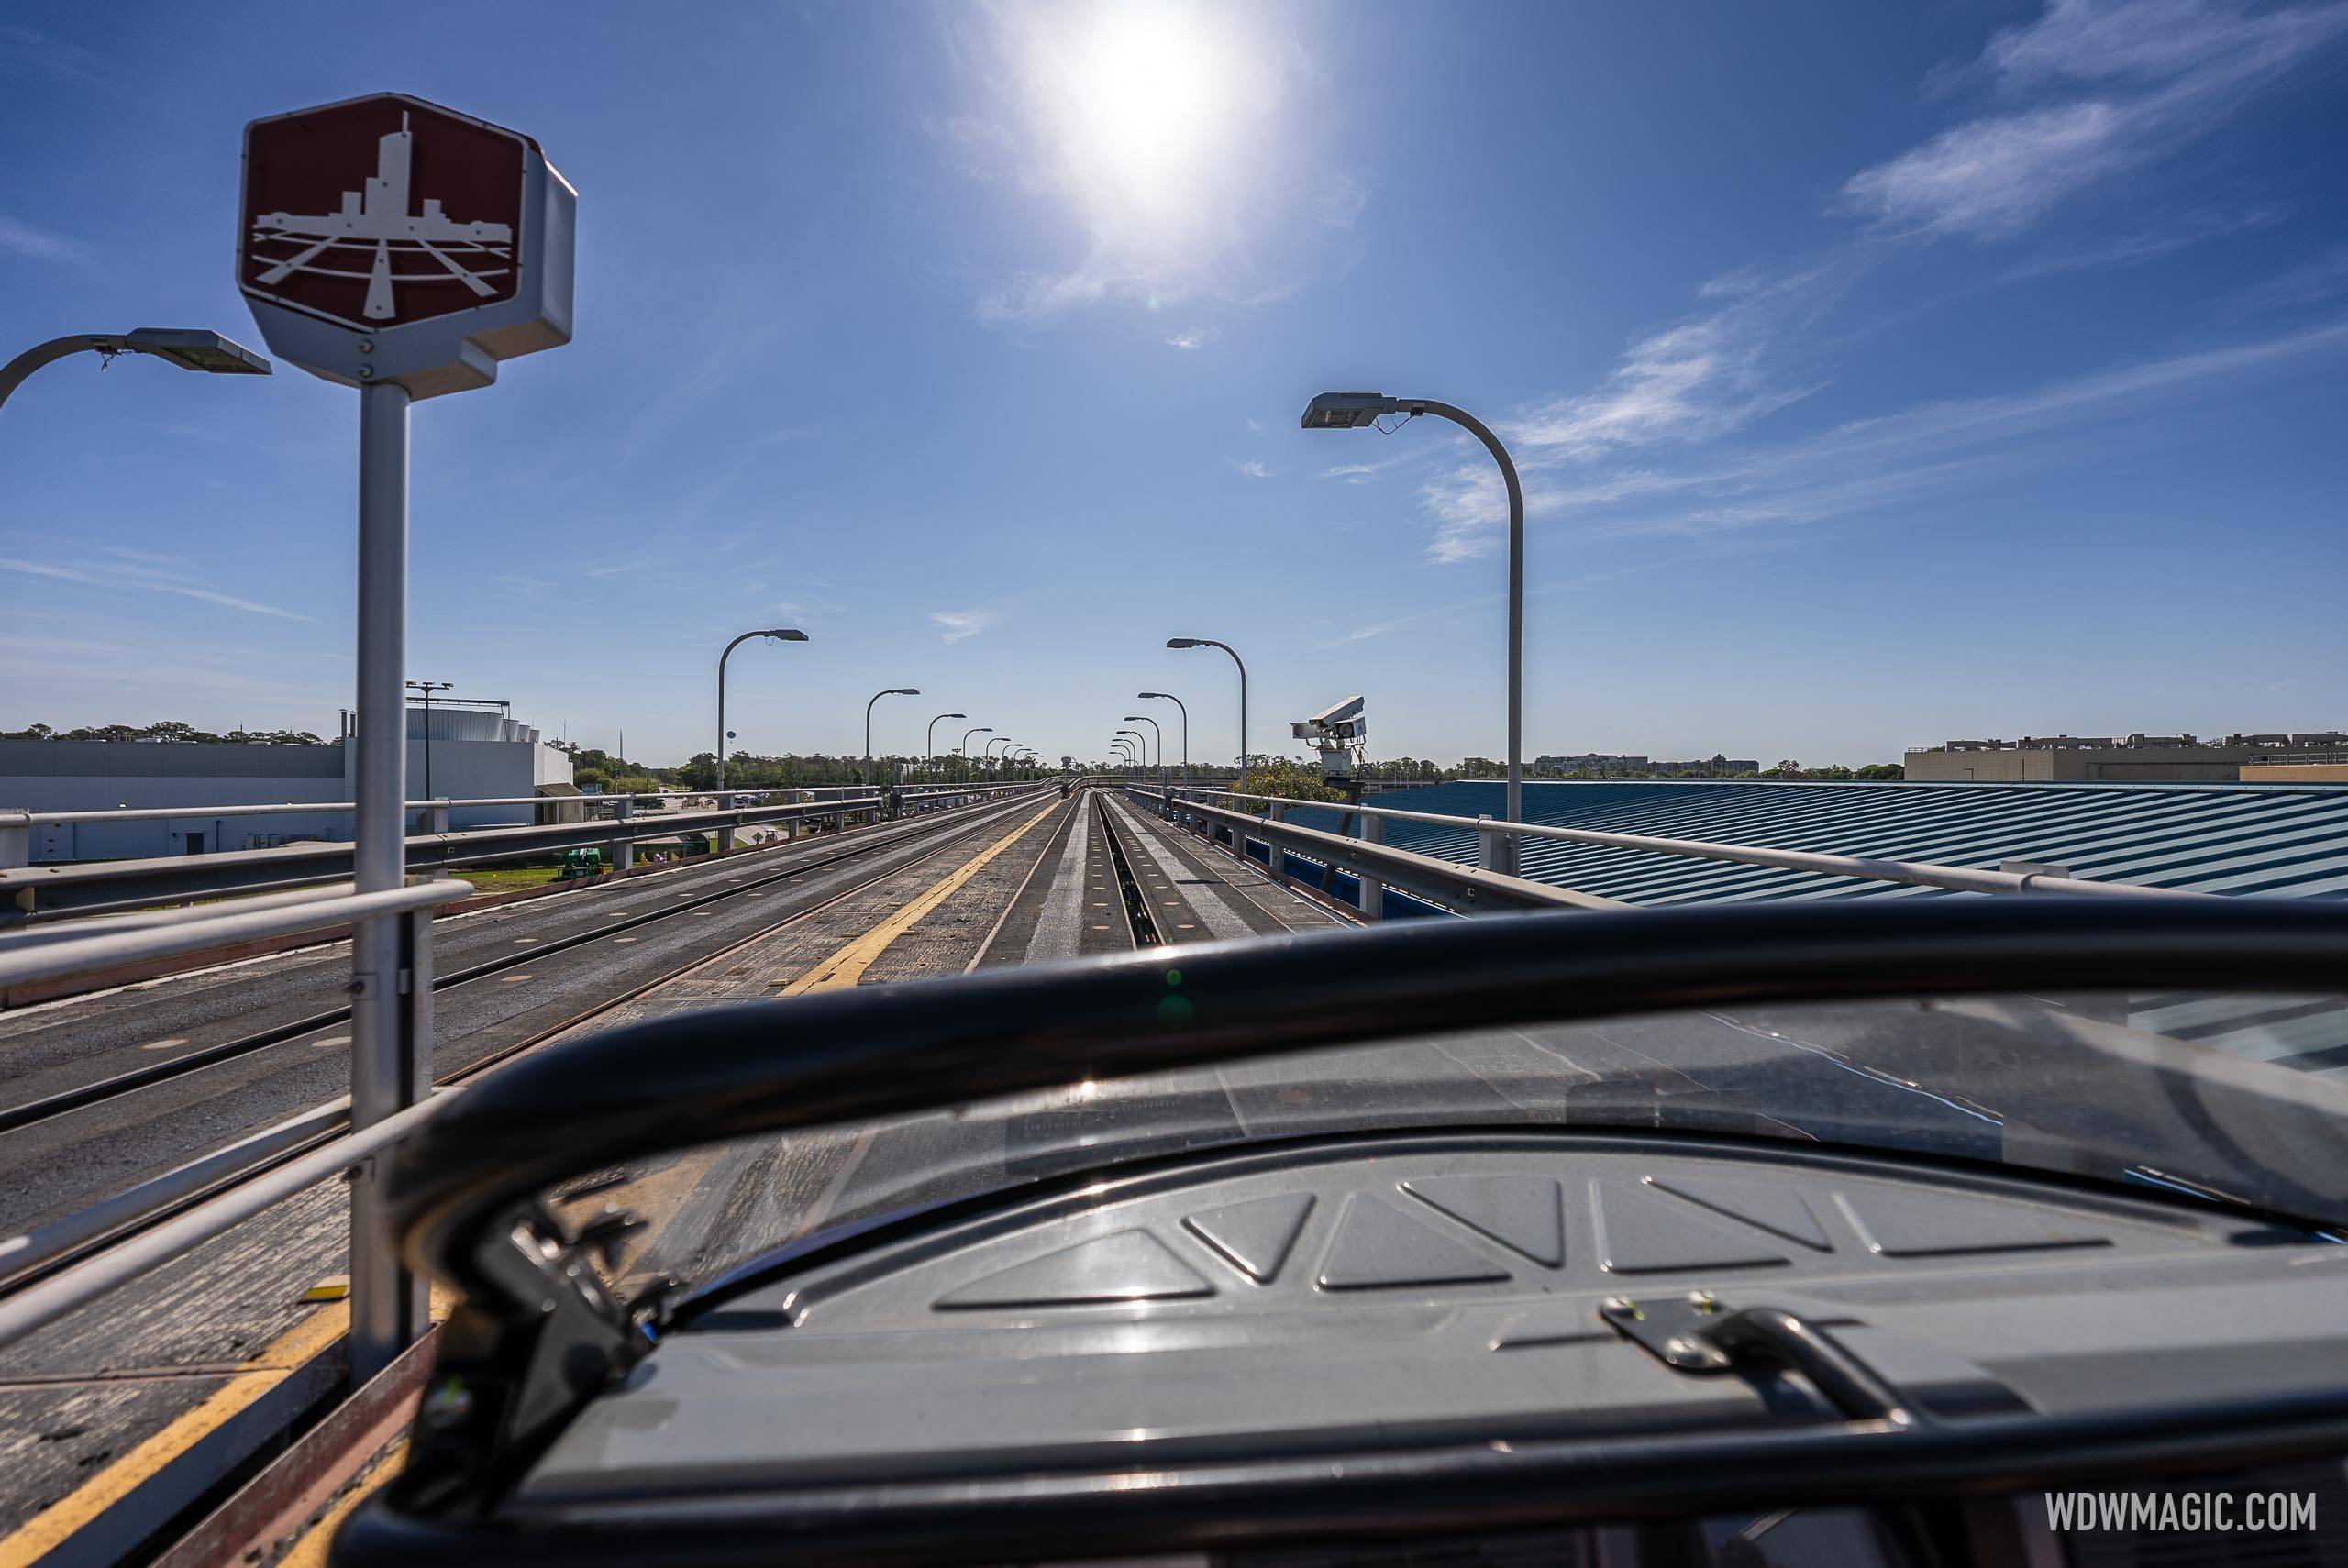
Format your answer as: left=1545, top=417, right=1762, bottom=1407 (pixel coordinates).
left=349, top=380, right=421, bottom=1384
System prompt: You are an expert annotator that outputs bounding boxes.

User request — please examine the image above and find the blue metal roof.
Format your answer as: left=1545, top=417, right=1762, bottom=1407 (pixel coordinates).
left=1278, top=778, right=2348, bottom=1079
left=1283, top=779, right=2348, bottom=905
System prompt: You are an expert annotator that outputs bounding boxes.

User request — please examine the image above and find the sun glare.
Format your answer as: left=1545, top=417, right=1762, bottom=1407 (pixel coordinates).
left=1058, top=3, right=1235, bottom=214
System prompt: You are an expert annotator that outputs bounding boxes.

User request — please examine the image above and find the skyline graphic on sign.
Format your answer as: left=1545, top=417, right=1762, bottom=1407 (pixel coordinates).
left=249, top=114, right=515, bottom=323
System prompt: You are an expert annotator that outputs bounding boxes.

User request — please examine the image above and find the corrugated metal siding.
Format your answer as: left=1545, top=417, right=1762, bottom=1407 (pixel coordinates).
left=1283, top=780, right=2348, bottom=904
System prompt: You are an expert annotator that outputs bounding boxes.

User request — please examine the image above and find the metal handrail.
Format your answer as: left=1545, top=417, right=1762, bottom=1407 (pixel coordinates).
left=1126, top=787, right=1621, bottom=914
left=1151, top=784, right=2202, bottom=902
left=2, top=785, right=1058, bottom=924
left=0, top=879, right=471, bottom=988
left=0, top=1088, right=455, bottom=1349
left=0, top=778, right=1025, bottom=829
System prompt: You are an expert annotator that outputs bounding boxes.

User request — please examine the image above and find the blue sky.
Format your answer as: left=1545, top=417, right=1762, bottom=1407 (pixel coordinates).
left=3, top=0, right=2344, bottom=769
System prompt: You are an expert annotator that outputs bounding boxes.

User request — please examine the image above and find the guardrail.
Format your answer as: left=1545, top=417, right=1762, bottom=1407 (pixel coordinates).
left=1, top=782, right=1042, bottom=924
left=0, top=780, right=1053, bottom=1557
left=0, top=778, right=1036, bottom=830
left=1132, top=782, right=2204, bottom=912
left=1120, top=785, right=1623, bottom=917
left=0, top=879, right=469, bottom=1366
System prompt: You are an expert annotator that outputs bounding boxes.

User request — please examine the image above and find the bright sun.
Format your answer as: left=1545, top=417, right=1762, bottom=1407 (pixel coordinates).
left=1056, top=3, right=1237, bottom=215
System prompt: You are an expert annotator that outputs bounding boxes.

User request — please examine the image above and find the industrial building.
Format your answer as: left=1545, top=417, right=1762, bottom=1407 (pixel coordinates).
left=0, top=705, right=572, bottom=862
left=1906, top=731, right=2348, bottom=783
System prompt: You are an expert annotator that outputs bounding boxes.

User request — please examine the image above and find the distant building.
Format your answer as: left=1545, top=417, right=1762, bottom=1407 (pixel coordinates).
left=1906, top=732, right=2348, bottom=784
left=0, top=706, right=571, bottom=862
left=1534, top=752, right=1760, bottom=778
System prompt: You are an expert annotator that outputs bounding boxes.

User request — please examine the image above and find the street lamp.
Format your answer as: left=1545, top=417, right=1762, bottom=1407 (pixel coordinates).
left=404, top=680, right=453, bottom=800
left=1168, top=637, right=1246, bottom=788
left=958, top=726, right=992, bottom=783
left=925, top=712, right=966, bottom=778
left=1115, top=730, right=1148, bottom=774
left=865, top=687, right=921, bottom=786
left=1123, top=714, right=1161, bottom=773
left=717, top=629, right=808, bottom=791
left=1137, top=692, right=1188, bottom=784
left=1, top=327, right=271, bottom=413
left=1306, top=390, right=1524, bottom=869
left=985, top=735, right=1017, bottom=774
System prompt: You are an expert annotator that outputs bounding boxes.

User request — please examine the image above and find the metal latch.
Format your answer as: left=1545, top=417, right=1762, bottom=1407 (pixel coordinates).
left=1600, top=1291, right=1919, bottom=1427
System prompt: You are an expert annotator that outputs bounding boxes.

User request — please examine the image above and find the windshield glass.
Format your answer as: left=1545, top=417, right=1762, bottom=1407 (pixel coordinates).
left=550, top=988, right=2348, bottom=1300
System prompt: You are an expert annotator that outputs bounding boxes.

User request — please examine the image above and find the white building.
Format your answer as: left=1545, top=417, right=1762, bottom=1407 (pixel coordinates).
left=0, top=707, right=572, bottom=862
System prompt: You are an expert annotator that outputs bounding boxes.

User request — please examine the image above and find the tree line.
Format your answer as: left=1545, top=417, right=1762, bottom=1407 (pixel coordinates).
left=2, top=719, right=327, bottom=745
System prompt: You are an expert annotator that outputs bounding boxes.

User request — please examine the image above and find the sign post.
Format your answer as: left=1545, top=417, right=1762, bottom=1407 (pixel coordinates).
left=238, top=93, right=574, bottom=1381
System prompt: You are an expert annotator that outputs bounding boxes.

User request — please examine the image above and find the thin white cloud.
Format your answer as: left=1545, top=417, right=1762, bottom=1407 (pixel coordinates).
left=1844, top=0, right=2348, bottom=239
left=929, top=606, right=1001, bottom=643
left=0, top=556, right=312, bottom=620
left=1236, top=459, right=1272, bottom=479
left=1508, top=315, right=1812, bottom=460
left=1567, top=316, right=2348, bottom=540
left=0, top=214, right=75, bottom=260
left=1312, top=173, right=1368, bottom=229
left=0, top=23, right=99, bottom=82
left=1165, top=327, right=1212, bottom=350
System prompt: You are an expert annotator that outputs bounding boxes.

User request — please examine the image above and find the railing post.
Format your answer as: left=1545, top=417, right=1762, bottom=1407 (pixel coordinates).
left=349, top=901, right=429, bottom=1383
left=1263, top=801, right=1288, bottom=883
left=610, top=796, right=635, bottom=872
left=0, top=810, right=26, bottom=870
left=717, top=793, right=737, bottom=854
left=1359, top=813, right=1385, bottom=919
left=1476, top=813, right=1507, bottom=873
left=424, top=800, right=450, bottom=835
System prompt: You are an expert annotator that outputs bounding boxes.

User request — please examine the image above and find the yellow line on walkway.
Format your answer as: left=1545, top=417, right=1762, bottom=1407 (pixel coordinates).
left=0, top=1302, right=349, bottom=1568
left=781, top=800, right=1064, bottom=995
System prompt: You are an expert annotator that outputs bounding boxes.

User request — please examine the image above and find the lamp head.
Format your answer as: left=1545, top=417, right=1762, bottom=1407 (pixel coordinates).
left=1301, top=391, right=1399, bottom=430
left=762, top=628, right=809, bottom=641
left=123, top=328, right=271, bottom=375
left=1166, top=637, right=1203, bottom=649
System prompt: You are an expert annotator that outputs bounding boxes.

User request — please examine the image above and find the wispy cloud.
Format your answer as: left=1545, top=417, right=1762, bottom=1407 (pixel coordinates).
left=1844, top=0, right=2348, bottom=240
left=1318, top=451, right=1415, bottom=483
left=0, top=23, right=100, bottom=82
left=1387, top=0, right=2348, bottom=568
left=928, top=605, right=1002, bottom=643
left=1558, top=316, right=2348, bottom=543
left=0, top=214, right=75, bottom=260
left=0, top=555, right=312, bottom=620
left=1165, top=328, right=1212, bottom=350
left=1235, top=459, right=1272, bottom=479
left=2229, top=244, right=2348, bottom=315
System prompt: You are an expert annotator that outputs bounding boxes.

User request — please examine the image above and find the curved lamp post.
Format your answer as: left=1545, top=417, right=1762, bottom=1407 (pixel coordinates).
left=925, top=712, right=966, bottom=778
left=1124, top=715, right=1161, bottom=774
left=1168, top=637, right=1245, bottom=789
left=1305, top=391, right=1523, bottom=870
left=1, top=327, right=270, bottom=414
left=1138, top=692, right=1188, bottom=784
left=717, top=629, right=808, bottom=790
left=958, top=726, right=991, bottom=783
left=864, top=688, right=921, bottom=786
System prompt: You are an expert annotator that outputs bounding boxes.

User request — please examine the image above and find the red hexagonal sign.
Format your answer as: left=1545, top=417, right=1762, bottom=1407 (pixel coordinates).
left=239, top=94, right=536, bottom=333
